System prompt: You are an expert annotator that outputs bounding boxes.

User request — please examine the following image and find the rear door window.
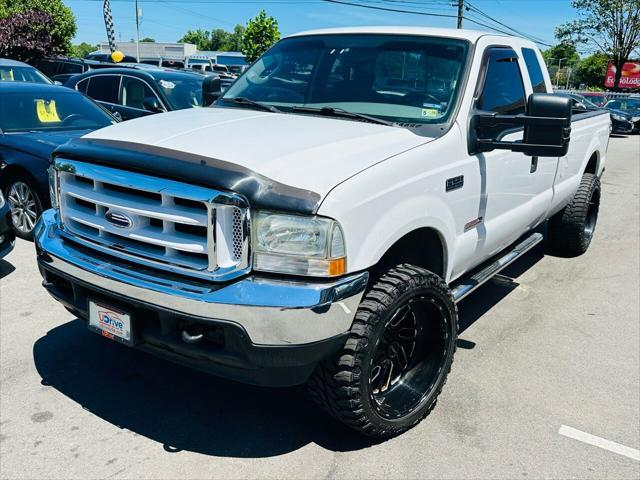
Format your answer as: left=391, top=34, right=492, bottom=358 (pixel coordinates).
left=522, top=48, right=547, bottom=93
left=86, top=75, right=120, bottom=104
left=478, top=48, right=526, bottom=115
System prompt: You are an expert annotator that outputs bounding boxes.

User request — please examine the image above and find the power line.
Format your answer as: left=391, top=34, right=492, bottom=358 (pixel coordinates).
left=324, top=0, right=553, bottom=47
left=463, top=0, right=552, bottom=45
left=321, top=0, right=460, bottom=19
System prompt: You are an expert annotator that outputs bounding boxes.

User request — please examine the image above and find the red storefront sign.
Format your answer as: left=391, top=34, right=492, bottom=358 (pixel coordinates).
left=605, top=61, right=640, bottom=88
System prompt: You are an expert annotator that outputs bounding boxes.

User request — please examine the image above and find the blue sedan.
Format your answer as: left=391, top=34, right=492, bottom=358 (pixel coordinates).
left=0, top=82, right=117, bottom=239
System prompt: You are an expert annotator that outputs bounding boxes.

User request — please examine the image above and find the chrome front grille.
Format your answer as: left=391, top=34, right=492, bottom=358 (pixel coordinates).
left=54, top=158, right=250, bottom=281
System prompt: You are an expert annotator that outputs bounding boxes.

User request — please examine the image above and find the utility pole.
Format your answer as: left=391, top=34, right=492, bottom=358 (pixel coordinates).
left=134, top=0, right=140, bottom=62
left=456, top=0, right=463, bottom=29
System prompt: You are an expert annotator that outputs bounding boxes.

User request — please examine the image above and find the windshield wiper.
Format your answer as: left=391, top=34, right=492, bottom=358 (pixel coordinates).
left=291, top=106, right=394, bottom=126
left=222, top=96, right=281, bottom=113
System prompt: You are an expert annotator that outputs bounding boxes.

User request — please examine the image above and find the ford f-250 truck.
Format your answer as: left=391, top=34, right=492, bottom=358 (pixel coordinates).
left=35, top=27, right=610, bottom=438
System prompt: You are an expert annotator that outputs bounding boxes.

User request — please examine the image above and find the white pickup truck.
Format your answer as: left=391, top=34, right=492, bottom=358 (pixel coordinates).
left=35, top=27, right=610, bottom=438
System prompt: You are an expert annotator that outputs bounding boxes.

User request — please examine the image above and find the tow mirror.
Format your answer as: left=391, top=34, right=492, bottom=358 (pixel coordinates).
left=469, top=93, right=572, bottom=157
left=142, top=96, right=164, bottom=113
left=203, top=75, right=222, bottom=105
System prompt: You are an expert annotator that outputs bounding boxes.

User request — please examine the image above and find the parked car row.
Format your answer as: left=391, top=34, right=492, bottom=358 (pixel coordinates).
left=34, top=56, right=136, bottom=84
left=555, top=92, right=639, bottom=134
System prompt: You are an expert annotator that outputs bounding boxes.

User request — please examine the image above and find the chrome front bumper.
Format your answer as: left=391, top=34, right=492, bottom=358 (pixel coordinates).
left=35, top=210, right=368, bottom=346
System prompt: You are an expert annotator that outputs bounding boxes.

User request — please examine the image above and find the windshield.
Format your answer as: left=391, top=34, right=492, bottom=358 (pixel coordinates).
left=606, top=98, right=640, bottom=111
left=585, top=94, right=605, bottom=103
left=222, top=34, right=469, bottom=128
left=0, top=66, right=51, bottom=84
left=573, top=95, right=599, bottom=109
left=0, top=91, right=115, bottom=133
left=154, top=75, right=203, bottom=109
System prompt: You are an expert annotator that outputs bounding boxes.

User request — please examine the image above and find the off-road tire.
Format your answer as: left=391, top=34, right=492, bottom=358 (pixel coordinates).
left=307, top=264, right=458, bottom=439
left=547, top=173, right=600, bottom=257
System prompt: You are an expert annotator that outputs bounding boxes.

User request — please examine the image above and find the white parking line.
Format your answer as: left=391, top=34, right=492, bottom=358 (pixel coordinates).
left=559, top=425, right=640, bottom=462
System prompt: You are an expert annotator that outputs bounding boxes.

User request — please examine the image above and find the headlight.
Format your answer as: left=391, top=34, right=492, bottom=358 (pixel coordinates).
left=633, top=116, right=640, bottom=123
left=0, top=190, right=5, bottom=209
left=252, top=211, right=346, bottom=277
left=611, top=114, right=626, bottom=122
left=48, top=166, right=58, bottom=210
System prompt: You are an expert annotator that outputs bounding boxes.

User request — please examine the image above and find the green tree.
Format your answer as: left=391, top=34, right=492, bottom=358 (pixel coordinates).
left=179, top=28, right=211, bottom=50
left=574, top=53, right=610, bottom=87
left=557, top=0, right=640, bottom=90
left=0, top=0, right=76, bottom=54
left=241, top=10, right=280, bottom=63
left=141, top=37, right=155, bottom=43
left=222, top=24, right=245, bottom=51
left=542, top=42, right=581, bottom=66
left=70, top=42, right=97, bottom=58
left=210, top=28, right=229, bottom=51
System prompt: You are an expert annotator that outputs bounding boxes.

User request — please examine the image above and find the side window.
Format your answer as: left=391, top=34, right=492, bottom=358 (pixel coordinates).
left=522, top=48, right=547, bottom=93
left=86, top=75, right=120, bottom=103
left=76, top=79, right=89, bottom=94
left=120, top=77, right=156, bottom=109
left=478, top=48, right=526, bottom=115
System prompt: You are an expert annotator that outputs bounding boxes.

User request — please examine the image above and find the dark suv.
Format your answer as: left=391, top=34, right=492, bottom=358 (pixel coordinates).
left=34, top=57, right=135, bottom=84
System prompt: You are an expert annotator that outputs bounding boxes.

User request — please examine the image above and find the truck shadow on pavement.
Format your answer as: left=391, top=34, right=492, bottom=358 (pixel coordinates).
left=0, top=259, right=16, bottom=279
left=33, top=320, right=381, bottom=457
left=32, top=244, right=545, bottom=458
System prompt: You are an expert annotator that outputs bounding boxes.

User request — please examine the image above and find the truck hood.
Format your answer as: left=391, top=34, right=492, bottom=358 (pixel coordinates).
left=83, top=107, right=432, bottom=199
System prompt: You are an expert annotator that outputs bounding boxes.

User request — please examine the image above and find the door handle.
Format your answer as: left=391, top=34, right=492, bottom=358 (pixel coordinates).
left=530, top=156, right=538, bottom=173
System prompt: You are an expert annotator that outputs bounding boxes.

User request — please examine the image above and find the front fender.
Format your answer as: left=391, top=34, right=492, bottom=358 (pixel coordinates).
left=317, top=147, right=459, bottom=281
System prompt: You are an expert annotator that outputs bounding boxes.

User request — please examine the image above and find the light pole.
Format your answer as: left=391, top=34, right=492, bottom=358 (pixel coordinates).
left=555, top=57, right=567, bottom=89
left=565, top=66, right=573, bottom=90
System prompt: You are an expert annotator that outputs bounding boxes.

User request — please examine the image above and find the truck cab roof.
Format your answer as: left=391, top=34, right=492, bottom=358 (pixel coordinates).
left=288, top=26, right=515, bottom=43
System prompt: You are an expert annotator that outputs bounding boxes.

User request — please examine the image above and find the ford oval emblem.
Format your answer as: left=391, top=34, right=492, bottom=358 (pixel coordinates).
left=105, top=210, right=133, bottom=229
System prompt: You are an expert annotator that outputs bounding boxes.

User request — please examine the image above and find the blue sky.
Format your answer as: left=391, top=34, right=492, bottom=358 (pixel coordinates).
left=65, top=0, right=576, bottom=49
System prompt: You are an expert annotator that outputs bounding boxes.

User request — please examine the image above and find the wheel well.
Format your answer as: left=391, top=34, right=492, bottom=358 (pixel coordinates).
left=0, top=164, right=47, bottom=203
left=373, top=228, right=446, bottom=280
left=584, top=152, right=598, bottom=175
left=1, top=164, right=34, bottom=188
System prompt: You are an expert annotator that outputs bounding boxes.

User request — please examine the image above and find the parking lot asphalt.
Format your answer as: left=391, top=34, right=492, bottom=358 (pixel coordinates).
left=1, top=135, right=639, bottom=480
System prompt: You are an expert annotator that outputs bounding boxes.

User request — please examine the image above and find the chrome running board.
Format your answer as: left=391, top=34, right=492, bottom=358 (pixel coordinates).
left=451, top=232, right=543, bottom=303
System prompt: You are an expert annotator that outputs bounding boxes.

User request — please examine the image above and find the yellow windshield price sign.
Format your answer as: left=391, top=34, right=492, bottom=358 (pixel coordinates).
left=0, top=68, right=15, bottom=81
left=35, top=99, right=61, bottom=123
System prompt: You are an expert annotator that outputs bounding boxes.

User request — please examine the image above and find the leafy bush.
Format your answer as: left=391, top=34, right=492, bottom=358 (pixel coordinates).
left=0, top=10, right=59, bottom=62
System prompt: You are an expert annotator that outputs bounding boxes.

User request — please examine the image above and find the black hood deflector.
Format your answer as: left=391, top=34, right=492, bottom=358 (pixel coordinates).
left=53, top=138, right=322, bottom=214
